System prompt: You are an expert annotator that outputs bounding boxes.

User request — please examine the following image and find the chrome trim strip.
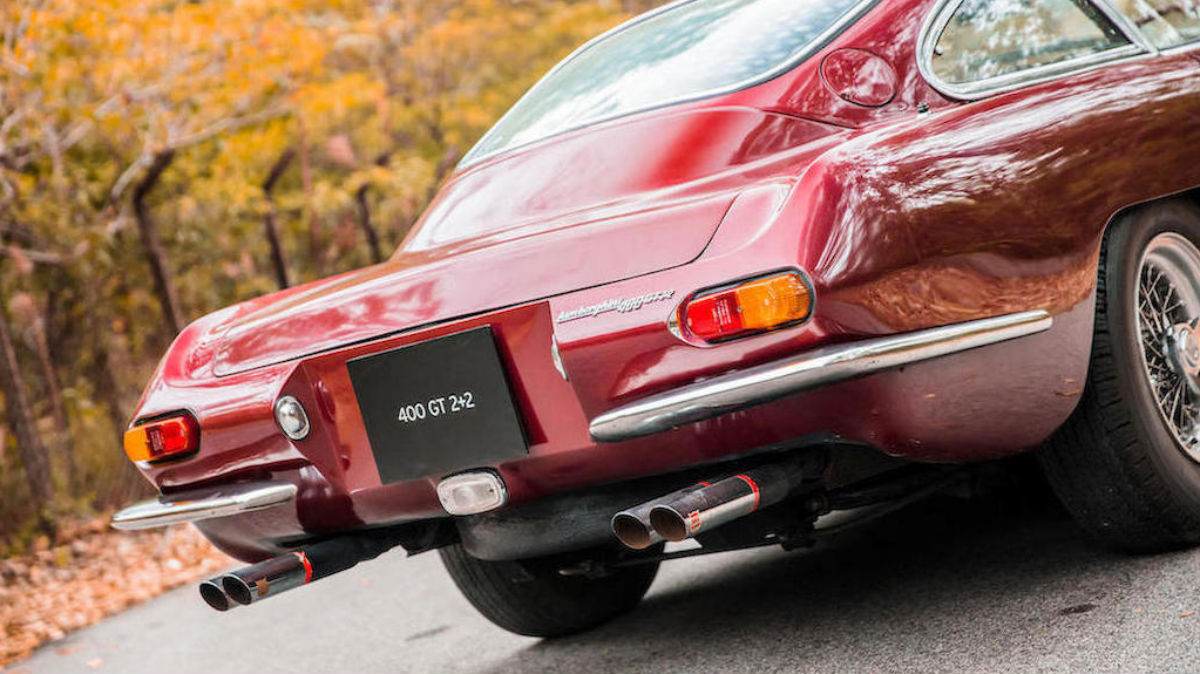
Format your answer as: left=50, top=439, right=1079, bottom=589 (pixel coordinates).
left=1091, top=0, right=1159, bottom=52
left=1160, top=40, right=1200, bottom=55
left=460, top=0, right=881, bottom=169
left=589, top=310, right=1052, bottom=442
left=915, top=0, right=1152, bottom=101
left=110, top=481, right=298, bottom=531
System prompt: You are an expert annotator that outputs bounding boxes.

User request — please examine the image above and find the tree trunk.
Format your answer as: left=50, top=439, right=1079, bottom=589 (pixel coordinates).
left=297, top=119, right=323, bottom=275
left=262, top=148, right=294, bottom=289
left=354, top=185, right=382, bottom=264
left=354, top=152, right=389, bottom=265
left=132, top=150, right=184, bottom=335
left=89, top=317, right=148, bottom=503
left=0, top=301, right=54, bottom=534
left=425, top=145, right=461, bottom=206
left=29, top=294, right=72, bottom=486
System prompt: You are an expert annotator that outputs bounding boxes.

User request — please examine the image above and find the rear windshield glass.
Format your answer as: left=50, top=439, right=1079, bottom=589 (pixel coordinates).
left=461, top=0, right=869, bottom=167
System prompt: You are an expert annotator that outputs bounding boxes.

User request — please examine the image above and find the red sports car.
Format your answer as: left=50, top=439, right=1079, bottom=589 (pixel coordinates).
left=114, top=0, right=1200, bottom=637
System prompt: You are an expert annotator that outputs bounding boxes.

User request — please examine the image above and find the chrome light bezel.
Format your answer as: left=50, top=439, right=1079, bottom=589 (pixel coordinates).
left=274, top=395, right=311, bottom=441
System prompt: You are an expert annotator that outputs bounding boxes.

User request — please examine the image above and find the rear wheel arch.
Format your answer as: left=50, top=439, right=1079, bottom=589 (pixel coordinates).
left=1041, top=196, right=1200, bottom=551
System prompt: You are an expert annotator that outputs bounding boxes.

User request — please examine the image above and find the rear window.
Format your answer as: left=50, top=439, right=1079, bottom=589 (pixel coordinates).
left=461, top=0, right=869, bottom=167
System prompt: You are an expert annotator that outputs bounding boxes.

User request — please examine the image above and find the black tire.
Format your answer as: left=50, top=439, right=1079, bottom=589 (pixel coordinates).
left=1040, top=198, right=1200, bottom=552
left=438, top=544, right=659, bottom=637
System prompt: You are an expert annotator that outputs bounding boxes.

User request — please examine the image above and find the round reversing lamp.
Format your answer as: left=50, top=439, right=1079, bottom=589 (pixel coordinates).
left=275, top=396, right=311, bottom=441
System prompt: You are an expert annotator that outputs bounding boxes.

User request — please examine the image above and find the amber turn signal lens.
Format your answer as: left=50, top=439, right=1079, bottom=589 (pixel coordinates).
left=123, top=412, right=200, bottom=462
left=682, top=272, right=811, bottom=342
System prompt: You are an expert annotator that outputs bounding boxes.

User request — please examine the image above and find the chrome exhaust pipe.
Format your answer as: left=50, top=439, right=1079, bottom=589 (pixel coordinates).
left=610, top=509, right=660, bottom=550
left=611, top=484, right=707, bottom=549
left=220, top=551, right=312, bottom=606
left=199, top=577, right=235, bottom=611
left=647, top=464, right=797, bottom=542
left=200, top=532, right=404, bottom=612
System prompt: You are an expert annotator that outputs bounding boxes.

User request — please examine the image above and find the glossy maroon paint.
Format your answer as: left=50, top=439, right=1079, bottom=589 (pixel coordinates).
left=129, top=0, right=1200, bottom=561
left=820, top=48, right=898, bottom=107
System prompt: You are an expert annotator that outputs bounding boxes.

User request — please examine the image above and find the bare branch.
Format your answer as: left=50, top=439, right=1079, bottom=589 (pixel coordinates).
left=169, top=105, right=290, bottom=151
left=0, top=244, right=75, bottom=266
left=108, top=153, right=152, bottom=205
left=262, top=147, right=295, bottom=192
left=0, top=52, right=30, bottom=78
left=109, top=105, right=291, bottom=204
left=40, top=119, right=63, bottom=182
left=60, top=118, right=93, bottom=152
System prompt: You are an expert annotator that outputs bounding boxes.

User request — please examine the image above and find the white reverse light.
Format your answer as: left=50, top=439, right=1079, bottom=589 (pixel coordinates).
left=437, top=471, right=508, bottom=515
left=274, top=395, right=311, bottom=441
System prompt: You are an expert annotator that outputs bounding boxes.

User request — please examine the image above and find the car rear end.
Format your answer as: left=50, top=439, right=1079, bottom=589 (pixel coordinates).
left=115, top=179, right=842, bottom=562
left=110, top=0, right=1089, bottom=633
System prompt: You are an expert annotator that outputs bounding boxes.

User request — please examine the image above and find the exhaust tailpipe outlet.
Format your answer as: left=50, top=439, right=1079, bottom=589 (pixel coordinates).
left=199, top=576, right=235, bottom=611
left=611, top=484, right=706, bottom=549
left=649, top=464, right=796, bottom=542
left=201, top=531, right=405, bottom=611
left=610, top=510, right=660, bottom=550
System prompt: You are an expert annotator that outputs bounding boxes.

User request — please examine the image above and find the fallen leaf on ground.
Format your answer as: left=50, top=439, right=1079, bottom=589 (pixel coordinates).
left=1, top=520, right=230, bottom=667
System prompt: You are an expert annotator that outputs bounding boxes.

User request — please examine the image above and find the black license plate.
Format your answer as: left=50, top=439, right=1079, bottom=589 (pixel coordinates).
left=347, top=327, right=528, bottom=484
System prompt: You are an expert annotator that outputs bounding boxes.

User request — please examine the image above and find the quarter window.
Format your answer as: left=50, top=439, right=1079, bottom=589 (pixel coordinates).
left=1111, top=0, right=1200, bottom=47
left=930, top=0, right=1131, bottom=85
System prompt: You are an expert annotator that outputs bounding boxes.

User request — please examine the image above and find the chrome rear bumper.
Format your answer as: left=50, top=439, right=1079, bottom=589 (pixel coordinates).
left=111, top=481, right=298, bottom=530
left=589, top=310, right=1052, bottom=442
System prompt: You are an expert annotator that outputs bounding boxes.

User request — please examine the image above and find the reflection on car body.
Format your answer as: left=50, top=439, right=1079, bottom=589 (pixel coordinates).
left=115, top=0, right=1200, bottom=639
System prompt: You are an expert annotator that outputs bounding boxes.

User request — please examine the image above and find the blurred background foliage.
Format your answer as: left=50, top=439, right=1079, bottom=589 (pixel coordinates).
left=0, top=0, right=662, bottom=552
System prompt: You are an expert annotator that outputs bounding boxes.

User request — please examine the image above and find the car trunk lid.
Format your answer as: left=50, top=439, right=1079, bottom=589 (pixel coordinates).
left=212, top=108, right=839, bottom=376
left=212, top=195, right=732, bottom=375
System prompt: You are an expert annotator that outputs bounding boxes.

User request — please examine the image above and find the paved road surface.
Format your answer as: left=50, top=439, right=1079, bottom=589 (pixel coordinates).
left=19, top=490, right=1200, bottom=673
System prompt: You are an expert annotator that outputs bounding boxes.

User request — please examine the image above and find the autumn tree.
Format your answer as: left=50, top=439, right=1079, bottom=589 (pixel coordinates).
left=0, top=0, right=660, bottom=543
left=0, top=299, right=54, bottom=533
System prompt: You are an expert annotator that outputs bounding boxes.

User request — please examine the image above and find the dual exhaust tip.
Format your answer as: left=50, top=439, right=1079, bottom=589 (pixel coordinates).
left=199, top=550, right=312, bottom=612
left=611, top=464, right=795, bottom=549
left=198, top=530, right=403, bottom=613
left=610, top=490, right=703, bottom=549
left=611, top=509, right=690, bottom=548
left=198, top=577, right=252, bottom=612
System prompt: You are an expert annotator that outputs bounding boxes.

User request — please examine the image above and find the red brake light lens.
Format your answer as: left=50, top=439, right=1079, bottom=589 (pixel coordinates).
left=682, top=272, right=812, bottom=342
left=123, top=412, right=200, bottom=463
left=685, top=292, right=743, bottom=338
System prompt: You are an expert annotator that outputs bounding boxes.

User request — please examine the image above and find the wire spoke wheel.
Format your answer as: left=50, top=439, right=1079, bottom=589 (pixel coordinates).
left=1040, top=202, right=1200, bottom=551
left=1136, top=233, right=1200, bottom=463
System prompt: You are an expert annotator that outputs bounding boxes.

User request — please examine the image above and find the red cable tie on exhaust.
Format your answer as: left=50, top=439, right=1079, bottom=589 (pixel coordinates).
left=293, top=551, right=313, bottom=584
left=735, top=474, right=761, bottom=511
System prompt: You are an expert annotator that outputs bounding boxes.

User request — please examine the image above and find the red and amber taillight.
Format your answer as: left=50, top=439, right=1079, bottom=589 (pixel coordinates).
left=681, top=271, right=813, bottom=342
left=123, top=412, right=200, bottom=463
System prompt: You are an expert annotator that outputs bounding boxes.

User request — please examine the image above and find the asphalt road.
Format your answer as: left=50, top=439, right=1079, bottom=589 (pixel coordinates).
left=19, top=487, right=1200, bottom=674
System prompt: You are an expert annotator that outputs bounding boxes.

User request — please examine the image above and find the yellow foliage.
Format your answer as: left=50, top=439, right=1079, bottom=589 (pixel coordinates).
left=0, top=0, right=660, bottom=537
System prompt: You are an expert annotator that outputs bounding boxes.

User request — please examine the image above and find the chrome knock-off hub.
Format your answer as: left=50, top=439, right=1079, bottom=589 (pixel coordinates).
left=1165, top=321, right=1200, bottom=395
